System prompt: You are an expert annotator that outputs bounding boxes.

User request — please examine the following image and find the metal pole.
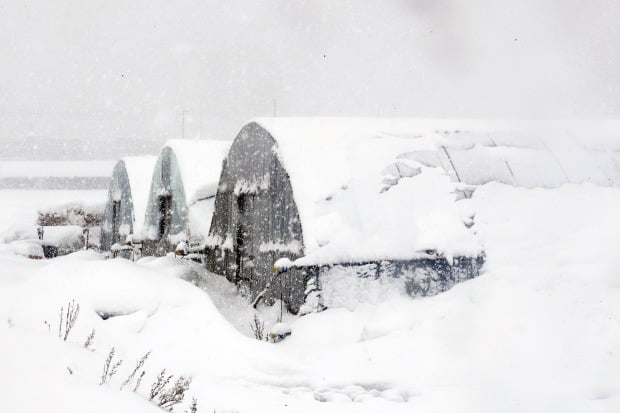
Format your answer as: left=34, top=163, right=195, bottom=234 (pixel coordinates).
left=279, top=275, right=283, bottom=322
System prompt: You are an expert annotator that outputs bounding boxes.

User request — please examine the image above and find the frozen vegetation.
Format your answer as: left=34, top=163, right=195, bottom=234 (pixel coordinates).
left=1, top=181, right=619, bottom=412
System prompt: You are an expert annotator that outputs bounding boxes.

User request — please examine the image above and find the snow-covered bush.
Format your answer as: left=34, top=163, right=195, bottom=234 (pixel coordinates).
left=58, top=299, right=80, bottom=341
left=100, top=347, right=123, bottom=385
left=250, top=313, right=265, bottom=340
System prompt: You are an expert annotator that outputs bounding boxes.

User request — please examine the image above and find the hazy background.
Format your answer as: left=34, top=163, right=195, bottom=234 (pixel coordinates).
left=1, top=0, right=619, bottom=159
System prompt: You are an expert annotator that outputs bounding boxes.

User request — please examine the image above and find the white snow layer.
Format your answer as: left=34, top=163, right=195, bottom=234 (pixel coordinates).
left=162, top=139, right=231, bottom=206
left=39, top=225, right=83, bottom=247
left=188, top=198, right=216, bottom=241
left=0, top=190, right=107, bottom=243
left=1, top=182, right=620, bottom=412
left=120, top=155, right=157, bottom=234
left=253, top=118, right=620, bottom=264
left=0, top=160, right=115, bottom=178
left=38, top=199, right=105, bottom=216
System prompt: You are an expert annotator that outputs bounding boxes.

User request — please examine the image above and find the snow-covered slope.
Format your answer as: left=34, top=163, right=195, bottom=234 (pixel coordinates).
left=1, top=182, right=619, bottom=412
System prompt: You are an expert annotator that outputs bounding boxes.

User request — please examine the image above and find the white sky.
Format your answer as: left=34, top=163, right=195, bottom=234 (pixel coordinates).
left=0, top=0, right=618, bottom=146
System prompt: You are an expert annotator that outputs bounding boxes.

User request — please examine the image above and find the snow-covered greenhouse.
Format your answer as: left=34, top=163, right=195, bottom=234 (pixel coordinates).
left=205, top=118, right=620, bottom=314
left=101, top=156, right=156, bottom=253
left=142, top=139, right=231, bottom=256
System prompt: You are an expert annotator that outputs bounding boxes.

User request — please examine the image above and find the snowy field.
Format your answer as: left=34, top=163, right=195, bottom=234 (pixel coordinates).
left=0, top=161, right=115, bottom=178
left=0, top=162, right=114, bottom=190
left=1, top=183, right=620, bottom=412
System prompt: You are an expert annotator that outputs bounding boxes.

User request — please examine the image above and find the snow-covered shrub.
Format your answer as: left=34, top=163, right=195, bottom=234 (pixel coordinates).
left=120, top=351, right=150, bottom=391
left=299, top=275, right=324, bottom=315
left=157, top=375, right=192, bottom=411
left=83, top=329, right=95, bottom=350
left=250, top=314, right=265, bottom=340
left=149, top=369, right=194, bottom=410
left=186, top=398, right=198, bottom=413
left=150, top=369, right=174, bottom=401
left=100, top=347, right=123, bottom=385
left=94, top=347, right=198, bottom=411
left=58, top=299, right=80, bottom=341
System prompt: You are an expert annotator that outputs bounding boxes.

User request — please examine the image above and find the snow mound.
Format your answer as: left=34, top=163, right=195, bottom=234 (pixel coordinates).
left=253, top=117, right=620, bottom=264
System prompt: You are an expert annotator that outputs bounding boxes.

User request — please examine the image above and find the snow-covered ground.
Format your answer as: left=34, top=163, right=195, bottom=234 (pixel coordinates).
left=0, top=161, right=115, bottom=178
left=1, top=183, right=619, bottom=412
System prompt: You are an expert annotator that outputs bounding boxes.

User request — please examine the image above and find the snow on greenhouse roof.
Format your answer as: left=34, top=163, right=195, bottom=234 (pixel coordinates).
left=121, top=155, right=156, bottom=234
left=162, top=139, right=231, bottom=205
left=252, top=118, right=620, bottom=264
